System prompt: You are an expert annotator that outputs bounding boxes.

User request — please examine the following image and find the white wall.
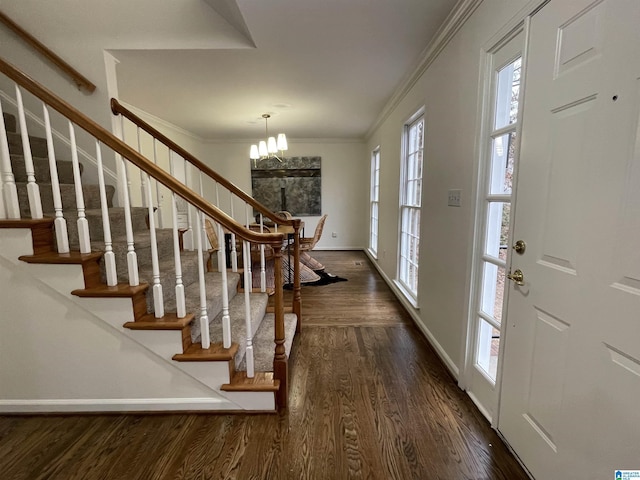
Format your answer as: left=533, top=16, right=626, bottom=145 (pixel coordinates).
left=202, top=139, right=368, bottom=250
left=0, top=24, right=114, bottom=129
left=366, top=0, right=533, bottom=374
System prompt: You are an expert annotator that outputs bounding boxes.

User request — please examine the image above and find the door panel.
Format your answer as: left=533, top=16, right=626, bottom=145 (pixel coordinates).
left=499, top=1, right=640, bottom=478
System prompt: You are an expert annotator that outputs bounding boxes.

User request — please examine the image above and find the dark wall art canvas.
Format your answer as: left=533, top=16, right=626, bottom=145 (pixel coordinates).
left=251, top=156, right=321, bottom=216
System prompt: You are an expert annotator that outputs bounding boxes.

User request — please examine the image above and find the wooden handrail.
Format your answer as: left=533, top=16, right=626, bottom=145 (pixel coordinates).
left=0, top=57, right=283, bottom=247
left=110, top=98, right=299, bottom=231
left=0, top=10, right=96, bottom=94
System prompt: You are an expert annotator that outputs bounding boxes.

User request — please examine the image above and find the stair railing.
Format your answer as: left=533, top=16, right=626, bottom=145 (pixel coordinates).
left=110, top=98, right=303, bottom=324
left=0, top=57, right=290, bottom=406
left=0, top=10, right=96, bottom=93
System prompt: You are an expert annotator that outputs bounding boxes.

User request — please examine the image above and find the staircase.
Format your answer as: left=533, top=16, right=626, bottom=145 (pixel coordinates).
left=0, top=75, right=299, bottom=412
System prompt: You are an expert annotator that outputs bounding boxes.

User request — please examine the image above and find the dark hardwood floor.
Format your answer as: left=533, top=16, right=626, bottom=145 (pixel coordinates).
left=0, top=250, right=529, bottom=479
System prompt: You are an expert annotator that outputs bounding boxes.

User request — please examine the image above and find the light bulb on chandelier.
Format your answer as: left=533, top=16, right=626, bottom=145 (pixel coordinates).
left=250, top=114, right=287, bottom=166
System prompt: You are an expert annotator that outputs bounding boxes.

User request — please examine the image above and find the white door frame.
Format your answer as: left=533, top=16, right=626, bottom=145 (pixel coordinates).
left=460, top=0, right=547, bottom=427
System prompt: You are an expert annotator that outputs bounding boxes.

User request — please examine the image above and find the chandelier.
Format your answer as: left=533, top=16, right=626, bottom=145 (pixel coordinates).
left=250, top=113, right=288, bottom=165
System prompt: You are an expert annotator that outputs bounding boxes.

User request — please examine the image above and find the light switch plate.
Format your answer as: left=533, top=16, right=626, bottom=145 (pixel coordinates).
left=448, top=189, right=462, bottom=207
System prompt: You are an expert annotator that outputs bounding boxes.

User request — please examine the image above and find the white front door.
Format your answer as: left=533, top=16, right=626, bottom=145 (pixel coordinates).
left=499, top=1, right=640, bottom=479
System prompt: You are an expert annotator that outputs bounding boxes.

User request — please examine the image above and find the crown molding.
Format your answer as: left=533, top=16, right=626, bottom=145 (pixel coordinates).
left=365, top=0, right=484, bottom=140
left=118, top=102, right=364, bottom=145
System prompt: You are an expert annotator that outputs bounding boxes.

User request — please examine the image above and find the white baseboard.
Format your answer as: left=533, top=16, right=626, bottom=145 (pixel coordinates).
left=466, top=391, right=493, bottom=423
left=363, top=249, right=460, bottom=380
left=0, top=397, right=240, bottom=413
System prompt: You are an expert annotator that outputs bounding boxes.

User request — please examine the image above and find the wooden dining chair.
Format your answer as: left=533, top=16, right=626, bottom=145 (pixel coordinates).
left=275, top=210, right=293, bottom=220
left=300, top=214, right=327, bottom=252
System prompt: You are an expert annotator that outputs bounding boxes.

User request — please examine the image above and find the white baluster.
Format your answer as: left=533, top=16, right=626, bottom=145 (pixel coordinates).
left=118, top=116, right=133, bottom=206
left=253, top=209, right=266, bottom=292
left=0, top=97, right=20, bottom=219
left=169, top=154, right=186, bottom=318
left=195, top=210, right=210, bottom=348
left=136, top=128, right=147, bottom=208
left=42, top=105, right=69, bottom=253
left=229, top=191, right=238, bottom=272
left=198, top=171, right=207, bottom=250
left=244, top=204, right=254, bottom=291
left=171, top=192, right=186, bottom=318
left=15, top=86, right=42, bottom=219
left=145, top=172, right=164, bottom=317
left=182, top=160, right=194, bottom=250
left=95, top=141, right=117, bottom=286
left=242, top=239, right=255, bottom=377
left=117, top=153, right=139, bottom=286
left=217, top=221, right=231, bottom=348
left=115, top=116, right=126, bottom=208
left=152, top=139, right=163, bottom=228
left=215, top=184, right=223, bottom=272
left=259, top=232, right=267, bottom=293
left=68, top=122, right=90, bottom=253
left=0, top=172, right=4, bottom=219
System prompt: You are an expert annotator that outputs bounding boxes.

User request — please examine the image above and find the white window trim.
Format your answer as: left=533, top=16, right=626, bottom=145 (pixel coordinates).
left=368, top=146, right=381, bottom=258
left=396, top=107, right=425, bottom=307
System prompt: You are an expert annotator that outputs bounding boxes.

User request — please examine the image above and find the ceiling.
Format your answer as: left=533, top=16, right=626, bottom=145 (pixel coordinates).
left=2, top=0, right=461, bottom=141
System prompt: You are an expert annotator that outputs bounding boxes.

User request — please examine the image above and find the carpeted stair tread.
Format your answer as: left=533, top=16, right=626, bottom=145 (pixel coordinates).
left=129, top=250, right=206, bottom=313
left=109, top=229, right=176, bottom=269
left=133, top=247, right=202, bottom=280
left=237, top=312, right=297, bottom=373
left=184, top=270, right=242, bottom=341
left=203, top=291, right=269, bottom=370
left=64, top=207, right=149, bottom=243
left=3, top=112, right=16, bottom=133
left=7, top=131, right=49, bottom=157
left=16, top=182, right=115, bottom=218
left=10, top=154, right=76, bottom=184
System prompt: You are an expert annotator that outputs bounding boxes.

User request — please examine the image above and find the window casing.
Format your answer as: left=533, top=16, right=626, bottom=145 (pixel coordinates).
left=397, top=112, right=424, bottom=302
left=369, top=147, right=380, bottom=256
left=473, top=56, right=522, bottom=383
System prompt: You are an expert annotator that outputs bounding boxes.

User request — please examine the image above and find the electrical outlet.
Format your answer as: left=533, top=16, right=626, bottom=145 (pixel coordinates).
left=331, top=232, right=337, bottom=238
left=448, top=189, right=462, bottom=207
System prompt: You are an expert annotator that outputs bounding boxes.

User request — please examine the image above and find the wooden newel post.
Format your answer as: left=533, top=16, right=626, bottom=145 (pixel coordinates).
left=292, top=219, right=302, bottom=332
left=272, top=250, right=288, bottom=408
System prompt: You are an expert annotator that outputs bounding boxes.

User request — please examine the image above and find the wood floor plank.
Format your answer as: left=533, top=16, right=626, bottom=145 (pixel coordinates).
left=0, top=250, right=529, bottom=479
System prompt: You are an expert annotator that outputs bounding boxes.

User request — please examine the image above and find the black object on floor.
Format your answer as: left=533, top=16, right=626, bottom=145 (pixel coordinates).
left=308, top=271, right=348, bottom=286
left=283, top=271, right=348, bottom=289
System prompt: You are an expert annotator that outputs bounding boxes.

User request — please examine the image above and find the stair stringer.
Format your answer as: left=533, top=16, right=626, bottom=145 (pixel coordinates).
left=0, top=227, right=276, bottom=412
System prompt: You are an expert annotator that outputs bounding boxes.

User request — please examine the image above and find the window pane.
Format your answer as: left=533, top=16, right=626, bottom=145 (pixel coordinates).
left=480, top=262, right=506, bottom=323
left=415, top=179, right=422, bottom=205
left=476, top=318, right=499, bottom=382
left=489, top=132, right=516, bottom=195
left=400, top=206, right=420, bottom=292
left=370, top=202, right=378, bottom=253
left=494, top=57, right=521, bottom=131
left=484, top=202, right=510, bottom=259
left=370, top=149, right=380, bottom=253
left=398, top=113, right=423, bottom=298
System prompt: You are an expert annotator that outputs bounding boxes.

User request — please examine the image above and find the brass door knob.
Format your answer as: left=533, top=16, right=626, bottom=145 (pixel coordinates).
left=513, top=240, right=526, bottom=255
left=507, top=269, right=524, bottom=286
